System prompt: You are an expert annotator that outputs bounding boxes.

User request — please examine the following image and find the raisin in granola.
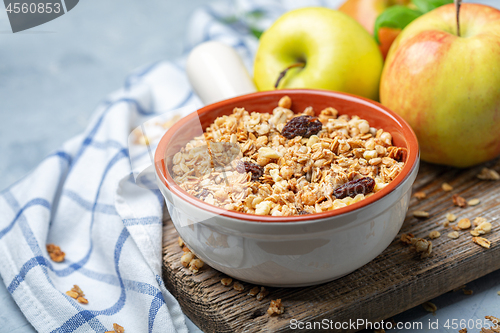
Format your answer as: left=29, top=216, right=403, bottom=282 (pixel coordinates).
left=281, top=115, right=322, bottom=139
left=332, top=177, right=375, bottom=199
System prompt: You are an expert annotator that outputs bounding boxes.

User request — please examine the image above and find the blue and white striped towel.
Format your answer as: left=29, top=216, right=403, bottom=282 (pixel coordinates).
left=0, top=0, right=341, bottom=332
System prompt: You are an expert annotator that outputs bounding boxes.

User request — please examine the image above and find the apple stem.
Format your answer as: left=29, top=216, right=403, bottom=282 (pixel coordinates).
left=274, top=62, right=305, bottom=89
left=454, top=0, right=462, bottom=37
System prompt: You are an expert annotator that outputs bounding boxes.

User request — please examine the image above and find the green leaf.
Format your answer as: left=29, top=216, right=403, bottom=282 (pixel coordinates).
left=411, top=0, right=453, bottom=14
left=373, top=6, right=422, bottom=44
left=250, top=27, right=263, bottom=39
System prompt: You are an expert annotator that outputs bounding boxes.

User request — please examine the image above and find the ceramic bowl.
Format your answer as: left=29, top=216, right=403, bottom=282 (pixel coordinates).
left=155, top=89, right=419, bottom=287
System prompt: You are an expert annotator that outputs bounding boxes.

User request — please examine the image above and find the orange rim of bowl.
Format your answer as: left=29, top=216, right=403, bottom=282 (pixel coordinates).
left=154, top=89, right=419, bottom=223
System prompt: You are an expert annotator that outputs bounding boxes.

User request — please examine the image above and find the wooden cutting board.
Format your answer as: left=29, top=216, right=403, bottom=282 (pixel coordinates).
left=162, top=159, right=500, bottom=333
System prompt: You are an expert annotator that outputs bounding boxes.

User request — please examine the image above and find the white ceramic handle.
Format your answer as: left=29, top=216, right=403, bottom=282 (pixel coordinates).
left=186, top=41, right=257, bottom=105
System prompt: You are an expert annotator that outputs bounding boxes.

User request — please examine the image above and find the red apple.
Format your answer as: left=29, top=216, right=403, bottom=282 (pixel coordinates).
left=380, top=3, right=500, bottom=167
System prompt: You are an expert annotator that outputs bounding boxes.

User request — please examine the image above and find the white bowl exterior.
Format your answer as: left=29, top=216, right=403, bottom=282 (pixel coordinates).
left=159, top=161, right=419, bottom=287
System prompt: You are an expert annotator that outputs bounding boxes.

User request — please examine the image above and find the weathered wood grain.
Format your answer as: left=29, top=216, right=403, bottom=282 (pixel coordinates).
left=162, top=159, right=500, bottom=333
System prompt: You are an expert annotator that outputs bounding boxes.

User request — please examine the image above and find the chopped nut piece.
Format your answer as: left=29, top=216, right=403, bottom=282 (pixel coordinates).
left=77, top=296, right=88, bottom=304
left=442, top=182, right=453, bottom=191
left=448, top=231, right=460, bottom=239
left=248, top=286, right=260, bottom=297
left=278, top=95, right=292, bottom=109
left=233, top=281, right=245, bottom=292
left=65, top=291, right=79, bottom=299
left=458, top=218, right=471, bottom=230
left=473, top=237, right=491, bottom=249
left=113, top=323, right=125, bottom=333
left=413, top=210, right=430, bottom=218
left=46, top=244, right=65, bottom=262
left=468, top=198, right=480, bottom=206
left=189, top=258, right=204, bottom=273
left=256, top=287, right=269, bottom=301
left=267, top=299, right=285, bottom=316
left=429, top=230, right=441, bottom=239
left=477, top=168, right=500, bottom=180
left=473, top=217, right=487, bottom=227
left=413, top=191, right=426, bottom=200
left=447, top=213, right=457, bottom=222
left=400, top=233, right=415, bottom=245
left=410, top=238, right=432, bottom=258
left=221, top=277, right=233, bottom=286
left=178, top=237, right=184, bottom=248
left=452, top=194, right=467, bottom=208
left=422, top=301, right=437, bottom=314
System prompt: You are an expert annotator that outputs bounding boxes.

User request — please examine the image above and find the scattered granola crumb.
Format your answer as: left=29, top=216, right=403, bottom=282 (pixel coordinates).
left=248, top=286, right=260, bottom=297
left=233, top=281, right=245, bottom=292
left=473, top=217, right=488, bottom=227
left=182, top=246, right=190, bottom=252
left=267, top=299, right=285, bottom=316
left=473, top=237, right=491, bottom=249
left=429, top=230, right=441, bottom=239
left=410, top=238, right=432, bottom=258
left=46, top=244, right=65, bottom=262
left=66, top=285, right=88, bottom=304
left=413, top=210, right=430, bottom=218
left=422, top=301, right=437, bottom=315
left=447, top=213, right=457, bottom=222
left=221, top=277, right=233, bottom=286
left=477, top=168, right=500, bottom=180
left=468, top=198, right=480, bottom=206
left=178, top=237, right=184, bottom=248
left=444, top=220, right=450, bottom=227
left=452, top=194, right=468, bottom=208
left=497, top=291, right=500, bottom=296
left=180, top=252, right=195, bottom=268
left=471, top=222, right=492, bottom=237
left=77, top=296, right=88, bottom=304
left=113, top=323, right=125, bottom=333
left=442, top=182, right=453, bottom=192
left=400, top=233, right=415, bottom=245
left=458, top=218, right=471, bottom=230
left=256, top=287, right=269, bottom=301
left=463, top=289, right=473, bottom=295
left=452, top=225, right=461, bottom=231
left=374, top=329, right=386, bottom=333
left=414, top=191, right=426, bottom=200
left=189, top=258, right=204, bottom=273
left=459, top=329, right=467, bottom=333
left=448, top=231, right=460, bottom=239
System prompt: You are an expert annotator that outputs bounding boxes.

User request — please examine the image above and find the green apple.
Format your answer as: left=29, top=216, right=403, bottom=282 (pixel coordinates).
left=380, top=3, right=500, bottom=167
left=253, top=7, right=383, bottom=100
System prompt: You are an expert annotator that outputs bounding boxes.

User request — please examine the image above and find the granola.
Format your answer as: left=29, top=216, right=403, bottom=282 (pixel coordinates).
left=267, top=299, right=285, bottom=316
left=170, top=96, right=406, bottom=216
left=66, top=285, right=88, bottom=304
left=46, top=244, right=65, bottom=262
